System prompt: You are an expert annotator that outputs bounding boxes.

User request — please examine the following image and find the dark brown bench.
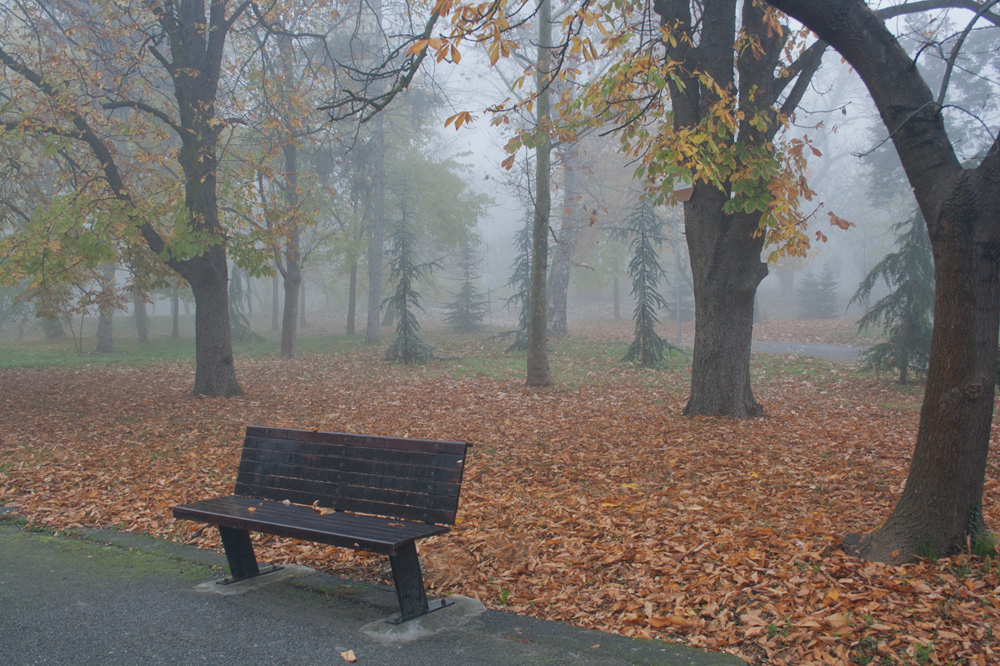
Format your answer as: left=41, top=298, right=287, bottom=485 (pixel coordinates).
left=173, top=425, right=469, bottom=623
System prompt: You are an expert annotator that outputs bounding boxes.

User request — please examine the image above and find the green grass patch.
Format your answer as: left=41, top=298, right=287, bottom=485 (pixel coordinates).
left=0, top=329, right=367, bottom=369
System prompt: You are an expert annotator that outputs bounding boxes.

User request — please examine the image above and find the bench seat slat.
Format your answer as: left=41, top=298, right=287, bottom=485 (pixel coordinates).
left=232, top=481, right=456, bottom=523
left=173, top=496, right=449, bottom=556
left=238, top=449, right=465, bottom=484
left=237, top=460, right=462, bottom=497
left=243, top=439, right=465, bottom=475
left=233, top=478, right=458, bottom=522
left=246, top=426, right=468, bottom=456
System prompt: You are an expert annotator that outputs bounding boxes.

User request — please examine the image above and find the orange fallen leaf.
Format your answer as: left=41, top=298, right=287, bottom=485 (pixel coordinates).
left=648, top=614, right=697, bottom=629
left=826, top=613, right=850, bottom=630
left=340, top=649, right=357, bottom=662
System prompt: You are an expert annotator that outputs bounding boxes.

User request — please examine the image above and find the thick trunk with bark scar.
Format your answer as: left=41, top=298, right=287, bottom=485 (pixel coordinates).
left=769, top=0, right=1000, bottom=563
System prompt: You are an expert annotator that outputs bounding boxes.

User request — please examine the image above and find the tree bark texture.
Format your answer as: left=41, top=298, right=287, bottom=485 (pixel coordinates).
left=683, top=190, right=767, bottom=417
left=527, top=0, right=553, bottom=387
left=139, top=0, right=243, bottom=396
left=768, top=0, right=1000, bottom=562
left=653, top=0, right=825, bottom=418
left=187, top=245, right=241, bottom=396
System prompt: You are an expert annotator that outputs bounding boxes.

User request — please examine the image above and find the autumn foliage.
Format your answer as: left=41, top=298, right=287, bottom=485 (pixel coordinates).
left=1, top=327, right=998, bottom=665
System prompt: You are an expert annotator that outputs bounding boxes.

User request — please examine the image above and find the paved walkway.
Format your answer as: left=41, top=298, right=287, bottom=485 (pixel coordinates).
left=751, top=340, right=867, bottom=362
left=0, top=517, right=745, bottom=666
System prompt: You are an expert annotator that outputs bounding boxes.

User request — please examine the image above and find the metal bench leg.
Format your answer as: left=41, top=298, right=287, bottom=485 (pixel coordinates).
left=387, top=541, right=450, bottom=623
left=218, top=526, right=261, bottom=582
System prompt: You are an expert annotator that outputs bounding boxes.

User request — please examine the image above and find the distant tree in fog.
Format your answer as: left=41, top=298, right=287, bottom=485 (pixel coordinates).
left=618, top=200, right=672, bottom=366
left=383, top=211, right=436, bottom=364
left=502, top=215, right=534, bottom=353
left=444, top=241, right=488, bottom=334
left=797, top=265, right=839, bottom=320
left=851, top=211, right=933, bottom=385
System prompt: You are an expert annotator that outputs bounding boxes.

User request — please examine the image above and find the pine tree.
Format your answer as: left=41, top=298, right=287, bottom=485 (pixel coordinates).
left=618, top=200, right=674, bottom=366
left=850, top=211, right=934, bottom=384
left=383, top=213, right=436, bottom=364
left=444, top=240, right=488, bottom=334
left=797, top=264, right=839, bottom=320
left=502, top=214, right=533, bottom=352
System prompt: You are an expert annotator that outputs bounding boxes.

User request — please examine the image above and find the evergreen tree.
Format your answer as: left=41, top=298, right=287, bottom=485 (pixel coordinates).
left=617, top=200, right=674, bottom=366
left=797, top=264, right=839, bottom=320
left=444, top=240, right=488, bottom=333
left=502, top=214, right=533, bottom=352
left=383, top=213, right=436, bottom=364
left=850, top=211, right=934, bottom=384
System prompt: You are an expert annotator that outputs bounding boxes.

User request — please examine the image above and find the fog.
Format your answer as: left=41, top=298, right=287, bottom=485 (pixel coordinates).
left=2, top=2, right=997, bottom=344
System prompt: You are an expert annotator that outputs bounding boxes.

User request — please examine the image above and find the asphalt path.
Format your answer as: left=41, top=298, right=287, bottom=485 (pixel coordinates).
left=751, top=340, right=867, bottom=362
left=0, top=519, right=746, bottom=666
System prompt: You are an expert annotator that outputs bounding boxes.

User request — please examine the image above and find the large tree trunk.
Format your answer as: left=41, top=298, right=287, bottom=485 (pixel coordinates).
left=768, top=0, right=1000, bottom=563
left=651, top=0, right=821, bottom=418
left=527, top=0, right=553, bottom=387
left=683, top=190, right=767, bottom=417
left=855, top=212, right=999, bottom=562
left=186, top=245, right=241, bottom=396
left=154, top=0, right=242, bottom=396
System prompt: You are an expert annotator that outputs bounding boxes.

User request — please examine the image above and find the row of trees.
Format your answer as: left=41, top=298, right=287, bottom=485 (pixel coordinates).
left=0, top=0, right=488, bottom=377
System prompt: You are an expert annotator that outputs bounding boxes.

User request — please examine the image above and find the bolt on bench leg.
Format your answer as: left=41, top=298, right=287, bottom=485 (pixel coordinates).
left=217, top=526, right=281, bottom=584
left=388, top=541, right=450, bottom=623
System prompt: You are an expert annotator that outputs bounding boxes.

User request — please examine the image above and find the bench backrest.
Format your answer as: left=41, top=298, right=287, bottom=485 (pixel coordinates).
left=234, top=426, right=469, bottom=525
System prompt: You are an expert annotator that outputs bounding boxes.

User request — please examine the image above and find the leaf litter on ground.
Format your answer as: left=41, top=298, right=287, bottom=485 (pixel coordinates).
left=1, top=330, right=998, bottom=665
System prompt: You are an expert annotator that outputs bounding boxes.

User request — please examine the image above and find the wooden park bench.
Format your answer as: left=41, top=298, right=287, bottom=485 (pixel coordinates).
left=173, top=425, right=470, bottom=623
